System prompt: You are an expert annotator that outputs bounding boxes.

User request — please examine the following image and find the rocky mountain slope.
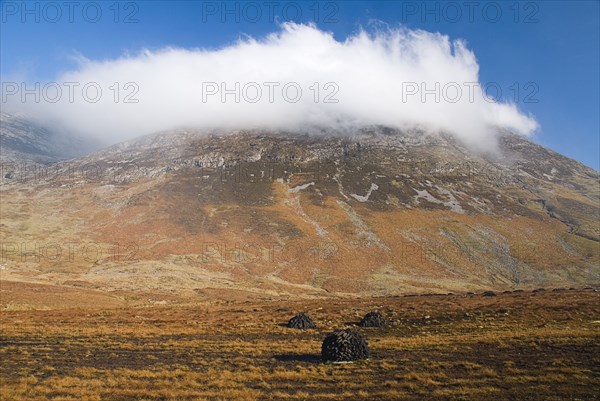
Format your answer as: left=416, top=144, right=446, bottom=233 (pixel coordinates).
left=0, top=112, right=98, bottom=164
left=1, top=122, right=598, bottom=300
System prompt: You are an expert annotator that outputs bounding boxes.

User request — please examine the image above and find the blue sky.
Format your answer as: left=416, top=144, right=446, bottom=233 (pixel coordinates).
left=1, top=0, right=598, bottom=169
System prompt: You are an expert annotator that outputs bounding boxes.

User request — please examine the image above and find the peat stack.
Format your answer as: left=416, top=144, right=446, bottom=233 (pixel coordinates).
left=358, top=311, right=386, bottom=327
left=321, top=329, right=369, bottom=362
left=287, top=312, right=316, bottom=329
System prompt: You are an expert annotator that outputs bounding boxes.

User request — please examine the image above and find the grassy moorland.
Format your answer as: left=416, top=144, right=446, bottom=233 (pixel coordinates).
left=1, top=288, right=598, bottom=401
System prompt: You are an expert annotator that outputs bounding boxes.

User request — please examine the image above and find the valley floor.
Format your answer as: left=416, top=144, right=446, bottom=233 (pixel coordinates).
left=1, top=288, right=598, bottom=400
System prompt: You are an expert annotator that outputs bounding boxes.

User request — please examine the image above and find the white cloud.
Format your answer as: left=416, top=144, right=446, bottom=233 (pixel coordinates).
left=2, top=23, right=538, bottom=149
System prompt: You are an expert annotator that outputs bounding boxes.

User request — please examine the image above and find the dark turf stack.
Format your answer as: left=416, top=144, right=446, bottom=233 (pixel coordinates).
left=321, top=329, right=369, bottom=362
left=358, top=311, right=386, bottom=327
left=286, top=312, right=316, bottom=329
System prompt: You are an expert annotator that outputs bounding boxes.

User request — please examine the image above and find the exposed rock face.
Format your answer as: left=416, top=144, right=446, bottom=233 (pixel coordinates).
left=321, top=329, right=369, bottom=362
left=287, top=312, right=316, bottom=329
left=482, top=291, right=497, bottom=297
left=358, top=311, right=386, bottom=327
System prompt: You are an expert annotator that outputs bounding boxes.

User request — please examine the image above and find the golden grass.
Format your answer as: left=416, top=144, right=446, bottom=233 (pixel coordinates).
left=1, top=289, right=598, bottom=400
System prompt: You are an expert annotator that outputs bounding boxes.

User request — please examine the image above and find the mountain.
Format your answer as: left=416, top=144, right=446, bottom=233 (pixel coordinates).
left=0, top=123, right=598, bottom=299
left=0, top=112, right=99, bottom=164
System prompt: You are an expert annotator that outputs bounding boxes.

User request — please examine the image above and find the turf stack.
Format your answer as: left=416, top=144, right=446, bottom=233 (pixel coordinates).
left=321, top=329, right=369, bottom=362
left=358, top=311, right=386, bottom=327
left=286, top=312, right=316, bottom=329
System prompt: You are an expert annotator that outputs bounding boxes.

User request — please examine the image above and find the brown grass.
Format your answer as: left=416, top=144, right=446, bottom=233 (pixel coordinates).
left=1, top=288, right=599, bottom=400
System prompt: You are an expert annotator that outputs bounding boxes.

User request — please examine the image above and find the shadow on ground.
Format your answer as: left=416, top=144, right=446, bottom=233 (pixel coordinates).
left=273, top=354, right=321, bottom=363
